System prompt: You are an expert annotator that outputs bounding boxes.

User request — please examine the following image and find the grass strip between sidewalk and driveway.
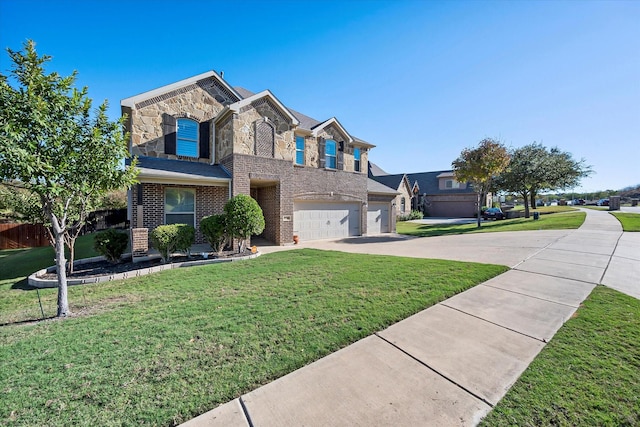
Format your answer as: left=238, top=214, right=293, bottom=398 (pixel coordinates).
left=397, top=211, right=585, bottom=238
left=609, top=212, right=640, bottom=231
left=481, top=286, right=640, bottom=426
left=0, top=249, right=507, bottom=426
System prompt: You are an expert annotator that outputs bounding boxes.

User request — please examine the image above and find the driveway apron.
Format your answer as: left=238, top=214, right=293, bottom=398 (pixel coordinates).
left=182, top=208, right=634, bottom=426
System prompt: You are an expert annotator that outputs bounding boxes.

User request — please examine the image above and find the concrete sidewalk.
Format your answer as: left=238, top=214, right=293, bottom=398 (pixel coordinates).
left=182, top=208, right=634, bottom=426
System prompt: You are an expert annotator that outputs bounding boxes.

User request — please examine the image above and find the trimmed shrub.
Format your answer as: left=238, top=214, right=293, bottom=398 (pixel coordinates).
left=150, top=224, right=195, bottom=263
left=93, top=229, right=128, bottom=264
left=397, top=210, right=424, bottom=222
left=200, top=214, right=227, bottom=254
left=224, top=194, right=265, bottom=253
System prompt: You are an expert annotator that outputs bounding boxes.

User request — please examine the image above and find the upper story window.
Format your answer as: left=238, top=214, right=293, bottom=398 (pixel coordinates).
left=400, top=197, right=406, bottom=213
left=354, top=148, right=361, bottom=172
left=177, top=118, right=199, bottom=157
left=295, top=136, right=305, bottom=165
left=445, top=179, right=463, bottom=189
left=325, top=139, right=337, bottom=169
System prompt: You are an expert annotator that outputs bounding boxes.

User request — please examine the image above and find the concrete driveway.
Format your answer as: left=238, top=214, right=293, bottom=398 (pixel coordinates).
left=183, top=208, right=636, bottom=426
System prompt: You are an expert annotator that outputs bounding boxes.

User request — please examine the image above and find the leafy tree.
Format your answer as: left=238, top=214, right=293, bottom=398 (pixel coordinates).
left=224, top=194, right=265, bottom=252
left=496, top=143, right=591, bottom=218
left=200, top=214, right=228, bottom=254
left=452, top=138, right=510, bottom=227
left=0, top=40, right=137, bottom=317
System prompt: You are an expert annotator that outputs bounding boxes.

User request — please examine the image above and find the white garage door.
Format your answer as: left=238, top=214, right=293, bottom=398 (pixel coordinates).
left=294, top=202, right=360, bottom=241
left=367, top=203, right=389, bottom=234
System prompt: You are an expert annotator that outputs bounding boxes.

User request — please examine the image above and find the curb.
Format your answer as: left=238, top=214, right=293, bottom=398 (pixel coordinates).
left=28, top=251, right=261, bottom=288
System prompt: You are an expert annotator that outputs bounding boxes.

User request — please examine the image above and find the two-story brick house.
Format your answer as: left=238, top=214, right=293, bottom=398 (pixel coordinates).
left=122, top=71, right=397, bottom=245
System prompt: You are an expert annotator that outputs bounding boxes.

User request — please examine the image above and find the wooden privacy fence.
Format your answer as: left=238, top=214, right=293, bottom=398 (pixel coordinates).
left=0, top=223, right=49, bottom=249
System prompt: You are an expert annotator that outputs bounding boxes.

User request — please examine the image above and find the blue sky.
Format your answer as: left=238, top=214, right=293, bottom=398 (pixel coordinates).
left=1, top=0, right=638, bottom=192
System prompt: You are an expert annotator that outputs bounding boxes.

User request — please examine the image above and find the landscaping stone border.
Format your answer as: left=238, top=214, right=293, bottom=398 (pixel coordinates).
left=28, top=251, right=261, bottom=288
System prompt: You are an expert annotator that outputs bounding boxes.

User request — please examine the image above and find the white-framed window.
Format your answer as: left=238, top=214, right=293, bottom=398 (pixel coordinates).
left=296, top=136, right=305, bottom=165
left=325, top=139, right=337, bottom=169
left=354, top=147, right=361, bottom=172
left=165, top=188, right=195, bottom=226
left=401, top=197, right=406, bottom=213
left=177, top=118, right=198, bottom=157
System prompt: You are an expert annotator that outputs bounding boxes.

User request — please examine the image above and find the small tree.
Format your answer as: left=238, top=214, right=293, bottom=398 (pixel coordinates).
left=0, top=41, right=138, bottom=316
left=452, top=138, right=510, bottom=227
left=200, top=214, right=228, bottom=254
left=224, top=194, right=265, bottom=253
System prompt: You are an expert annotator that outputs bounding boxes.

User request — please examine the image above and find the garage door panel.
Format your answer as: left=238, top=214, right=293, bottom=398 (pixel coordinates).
left=294, top=202, right=360, bottom=241
left=367, top=203, right=389, bottom=234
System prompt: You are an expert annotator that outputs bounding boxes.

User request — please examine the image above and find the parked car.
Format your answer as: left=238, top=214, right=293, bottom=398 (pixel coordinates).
left=572, top=199, right=585, bottom=205
left=597, top=198, right=610, bottom=206
left=483, top=207, right=506, bottom=220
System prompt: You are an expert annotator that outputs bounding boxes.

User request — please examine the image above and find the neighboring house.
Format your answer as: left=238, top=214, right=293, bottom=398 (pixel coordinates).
left=122, top=71, right=397, bottom=245
left=365, top=167, right=413, bottom=217
left=369, top=163, right=478, bottom=217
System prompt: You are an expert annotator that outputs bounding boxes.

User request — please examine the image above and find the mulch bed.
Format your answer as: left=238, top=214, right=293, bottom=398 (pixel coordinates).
left=38, top=250, right=250, bottom=280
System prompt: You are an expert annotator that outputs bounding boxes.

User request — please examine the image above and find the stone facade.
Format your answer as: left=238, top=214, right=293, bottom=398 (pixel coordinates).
left=127, top=77, right=233, bottom=161
left=124, top=71, right=377, bottom=247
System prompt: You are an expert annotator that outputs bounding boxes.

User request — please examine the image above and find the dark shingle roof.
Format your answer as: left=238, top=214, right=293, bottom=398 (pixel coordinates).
left=369, top=174, right=406, bottom=191
left=368, top=162, right=389, bottom=177
left=128, top=156, right=231, bottom=180
left=367, top=178, right=400, bottom=195
left=406, top=170, right=475, bottom=195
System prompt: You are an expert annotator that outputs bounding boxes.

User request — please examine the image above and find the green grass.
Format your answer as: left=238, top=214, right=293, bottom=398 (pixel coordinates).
left=481, top=286, right=640, bottom=426
left=581, top=205, right=609, bottom=211
left=610, top=212, right=640, bottom=231
left=0, top=233, right=100, bottom=289
left=0, top=249, right=507, bottom=426
left=511, top=205, right=578, bottom=213
left=397, top=212, right=585, bottom=238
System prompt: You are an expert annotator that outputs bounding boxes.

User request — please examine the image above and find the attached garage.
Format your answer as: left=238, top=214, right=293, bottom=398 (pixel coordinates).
left=293, top=202, right=361, bottom=241
left=367, top=202, right=390, bottom=234
left=428, top=200, right=476, bottom=218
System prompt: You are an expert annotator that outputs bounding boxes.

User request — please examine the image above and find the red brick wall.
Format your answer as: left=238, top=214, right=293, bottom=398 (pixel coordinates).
left=131, top=183, right=228, bottom=244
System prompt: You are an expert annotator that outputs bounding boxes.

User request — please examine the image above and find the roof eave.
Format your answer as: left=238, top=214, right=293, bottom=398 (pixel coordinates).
left=121, top=70, right=241, bottom=108
left=228, top=90, right=300, bottom=126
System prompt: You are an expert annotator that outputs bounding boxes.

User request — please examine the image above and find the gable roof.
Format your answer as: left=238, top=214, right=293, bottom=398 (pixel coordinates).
left=227, top=90, right=299, bottom=125
left=406, top=170, right=475, bottom=195
left=121, top=71, right=241, bottom=108
left=233, top=86, right=374, bottom=147
left=369, top=173, right=412, bottom=195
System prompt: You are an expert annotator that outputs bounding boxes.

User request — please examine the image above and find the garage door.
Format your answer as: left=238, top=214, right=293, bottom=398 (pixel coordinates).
left=367, top=203, right=389, bottom=234
left=430, top=201, right=475, bottom=218
left=294, top=202, right=360, bottom=241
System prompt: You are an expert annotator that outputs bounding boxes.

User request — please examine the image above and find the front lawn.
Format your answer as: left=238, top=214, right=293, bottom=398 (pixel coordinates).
left=398, top=212, right=585, bottom=238
left=511, top=205, right=578, bottom=214
left=0, top=233, right=99, bottom=289
left=610, top=212, right=640, bottom=231
left=481, top=286, right=640, bottom=426
left=0, top=249, right=507, bottom=426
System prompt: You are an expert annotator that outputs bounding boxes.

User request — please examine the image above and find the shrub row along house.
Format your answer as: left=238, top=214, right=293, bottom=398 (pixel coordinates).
left=122, top=71, right=399, bottom=246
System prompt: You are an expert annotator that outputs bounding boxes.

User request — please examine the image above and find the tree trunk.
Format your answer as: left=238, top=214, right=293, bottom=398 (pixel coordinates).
left=476, top=192, right=482, bottom=228
left=522, top=191, right=531, bottom=218
left=67, top=237, right=76, bottom=275
left=530, top=190, right=537, bottom=210
left=54, top=229, right=70, bottom=317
